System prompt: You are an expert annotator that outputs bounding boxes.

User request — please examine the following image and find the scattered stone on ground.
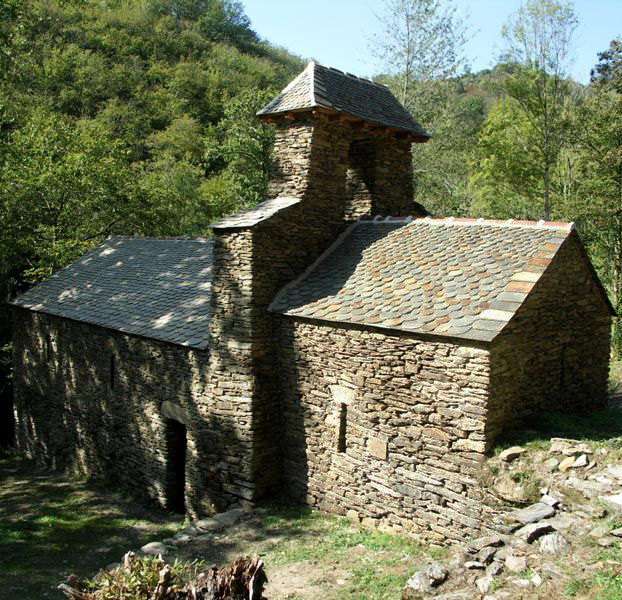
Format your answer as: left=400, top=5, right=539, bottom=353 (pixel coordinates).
left=399, top=432, right=622, bottom=599
left=507, top=502, right=555, bottom=525
left=499, top=446, right=526, bottom=463
left=403, top=562, right=448, bottom=597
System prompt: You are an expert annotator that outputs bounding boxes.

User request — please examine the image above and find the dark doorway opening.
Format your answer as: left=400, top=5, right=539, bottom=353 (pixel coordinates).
left=164, top=418, right=186, bottom=513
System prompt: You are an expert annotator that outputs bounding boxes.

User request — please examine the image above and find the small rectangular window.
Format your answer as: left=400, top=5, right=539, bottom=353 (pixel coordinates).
left=45, top=334, right=52, bottom=361
left=110, top=354, right=115, bottom=390
left=337, top=403, right=347, bottom=453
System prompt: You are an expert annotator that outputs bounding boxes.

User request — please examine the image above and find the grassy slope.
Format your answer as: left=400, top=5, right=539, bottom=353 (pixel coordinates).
left=0, top=453, right=181, bottom=599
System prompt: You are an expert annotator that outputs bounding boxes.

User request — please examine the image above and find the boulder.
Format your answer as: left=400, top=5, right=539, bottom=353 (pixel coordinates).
left=476, top=575, right=494, bottom=594
left=140, top=541, right=168, bottom=555
left=467, top=535, right=505, bottom=553
left=505, top=554, right=527, bottom=573
left=507, top=502, right=555, bottom=525
left=477, top=546, right=497, bottom=565
left=515, top=522, right=555, bottom=543
left=403, top=562, right=448, bottom=597
left=214, top=508, right=245, bottom=527
left=486, top=560, right=504, bottom=576
left=195, top=518, right=225, bottom=532
left=499, top=446, right=526, bottom=462
left=539, top=532, right=568, bottom=554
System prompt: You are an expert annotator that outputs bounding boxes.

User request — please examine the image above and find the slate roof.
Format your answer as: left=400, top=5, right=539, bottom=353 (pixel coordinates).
left=258, top=62, right=429, bottom=139
left=270, top=217, right=577, bottom=342
left=212, top=197, right=300, bottom=230
left=11, top=237, right=213, bottom=349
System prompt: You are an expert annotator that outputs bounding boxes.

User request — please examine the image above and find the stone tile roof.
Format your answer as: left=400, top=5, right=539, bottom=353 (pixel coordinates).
left=270, top=217, right=576, bottom=342
left=212, top=197, right=300, bottom=230
left=257, top=62, right=429, bottom=139
left=11, top=237, right=213, bottom=349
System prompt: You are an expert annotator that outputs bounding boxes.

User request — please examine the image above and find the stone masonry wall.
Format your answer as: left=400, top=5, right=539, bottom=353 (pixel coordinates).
left=487, top=233, right=612, bottom=442
left=268, top=114, right=424, bottom=220
left=11, top=308, right=249, bottom=517
left=207, top=113, right=424, bottom=510
left=206, top=230, right=262, bottom=505
left=210, top=115, right=428, bottom=503
left=276, top=319, right=497, bottom=544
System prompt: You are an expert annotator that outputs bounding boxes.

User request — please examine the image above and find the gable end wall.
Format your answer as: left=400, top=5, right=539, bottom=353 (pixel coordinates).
left=488, top=234, right=612, bottom=442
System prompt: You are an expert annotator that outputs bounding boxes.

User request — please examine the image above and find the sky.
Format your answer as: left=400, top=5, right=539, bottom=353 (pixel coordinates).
left=241, top=0, right=622, bottom=84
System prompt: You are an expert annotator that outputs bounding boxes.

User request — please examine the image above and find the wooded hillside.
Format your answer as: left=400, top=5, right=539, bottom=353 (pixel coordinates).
left=0, top=0, right=303, bottom=441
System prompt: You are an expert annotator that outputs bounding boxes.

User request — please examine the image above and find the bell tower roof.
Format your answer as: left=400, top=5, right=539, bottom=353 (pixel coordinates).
left=257, top=61, right=429, bottom=141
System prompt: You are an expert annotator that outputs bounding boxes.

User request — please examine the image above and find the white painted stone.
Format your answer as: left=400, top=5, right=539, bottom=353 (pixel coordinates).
left=329, top=385, right=356, bottom=404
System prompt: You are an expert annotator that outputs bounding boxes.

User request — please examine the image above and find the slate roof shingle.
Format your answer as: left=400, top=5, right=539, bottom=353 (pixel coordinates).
left=11, top=237, right=213, bottom=349
left=211, top=197, right=300, bottom=230
left=258, top=61, right=429, bottom=139
left=270, top=217, right=576, bottom=342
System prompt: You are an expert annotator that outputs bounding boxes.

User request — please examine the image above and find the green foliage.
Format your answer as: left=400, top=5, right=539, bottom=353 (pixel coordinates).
left=0, top=0, right=301, bottom=285
left=0, top=109, right=138, bottom=284
left=0, top=0, right=302, bottom=434
left=81, top=555, right=200, bottom=600
left=591, top=38, right=622, bottom=92
left=0, top=0, right=301, bottom=288
left=498, top=0, right=578, bottom=220
left=470, top=96, right=545, bottom=219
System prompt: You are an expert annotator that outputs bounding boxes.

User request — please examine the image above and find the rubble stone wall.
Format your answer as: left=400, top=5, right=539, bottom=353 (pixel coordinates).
left=10, top=308, right=236, bottom=514
left=487, top=234, right=612, bottom=442
left=267, top=114, right=422, bottom=220
left=276, top=318, right=497, bottom=543
left=208, top=114, right=423, bottom=505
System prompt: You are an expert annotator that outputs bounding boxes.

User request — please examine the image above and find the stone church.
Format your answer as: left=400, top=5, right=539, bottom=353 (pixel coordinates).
left=11, top=62, right=614, bottom=542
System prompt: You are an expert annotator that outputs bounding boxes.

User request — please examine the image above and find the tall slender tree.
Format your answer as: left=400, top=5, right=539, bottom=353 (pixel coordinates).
left=369, top=0, right=469, bottom=109
left=498, top=0, right=578, bottom=220
left=369, top=0, right=475, bottom=216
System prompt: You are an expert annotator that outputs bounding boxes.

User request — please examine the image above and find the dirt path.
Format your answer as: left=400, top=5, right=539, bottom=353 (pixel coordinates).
left=0, top=453, right=180, bottom=599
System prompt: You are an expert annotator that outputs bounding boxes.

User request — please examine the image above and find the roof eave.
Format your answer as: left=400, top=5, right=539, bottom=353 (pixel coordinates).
left=258, top=105, right=430, bottom=140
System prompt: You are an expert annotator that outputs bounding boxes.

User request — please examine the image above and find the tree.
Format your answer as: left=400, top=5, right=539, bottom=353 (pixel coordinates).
left=369, top=0, right=475, bottom=216
left=470, top=97, right=544, bottom=219
left=498, top=0, right=578, bottom=220
left=591, top=38, right=622, bottom=92
left=369, top=0, right=469, bottom=108
left=570, top=42, right=622, bottom=352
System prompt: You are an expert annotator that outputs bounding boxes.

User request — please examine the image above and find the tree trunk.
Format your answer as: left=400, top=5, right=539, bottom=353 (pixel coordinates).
left=543, top=162, right=551, bottom=220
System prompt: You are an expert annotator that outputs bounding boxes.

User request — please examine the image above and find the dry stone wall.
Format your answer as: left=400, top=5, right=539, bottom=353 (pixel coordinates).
left=208, top=113, right=426, bottom=505
left=488, top=234, right=612, bottom=441
left=276, top=318, right=498, bottom=543
left=267, top=113, right=424, bottom=221
left=11, top=308, right=248, bottom=517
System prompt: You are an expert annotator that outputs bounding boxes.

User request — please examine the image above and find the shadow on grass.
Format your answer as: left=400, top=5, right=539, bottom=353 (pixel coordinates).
left=491, top=397, right=622, bottom=453
left=0, top=451, right=181, bottom=600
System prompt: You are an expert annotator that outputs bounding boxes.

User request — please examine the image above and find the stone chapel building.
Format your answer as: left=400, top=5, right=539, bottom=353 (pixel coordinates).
left=10, top=62, right=614, bottom=542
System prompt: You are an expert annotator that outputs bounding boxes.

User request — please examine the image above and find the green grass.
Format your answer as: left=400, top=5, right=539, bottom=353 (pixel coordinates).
left=0, top=452, right=180, bottom=599
left=259, top=507, right=421, bottom=572
left=489, top=403, right=622, bottom=458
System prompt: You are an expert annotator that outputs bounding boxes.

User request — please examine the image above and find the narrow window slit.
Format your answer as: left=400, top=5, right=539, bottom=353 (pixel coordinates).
left=337, top=403, right=347, bottom=453
left=45, top=335, right=51, bottom=361
left=110, top=354, right=115, bottom=390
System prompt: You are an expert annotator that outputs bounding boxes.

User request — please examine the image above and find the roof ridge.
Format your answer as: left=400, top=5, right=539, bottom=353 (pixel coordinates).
left=355, top=216, right=575, bottom=232
left=312, top=61, right=388, bottom=89
left=106, top=235, right=211, bottom=242
left=308, top=61, right=316, bottom=105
